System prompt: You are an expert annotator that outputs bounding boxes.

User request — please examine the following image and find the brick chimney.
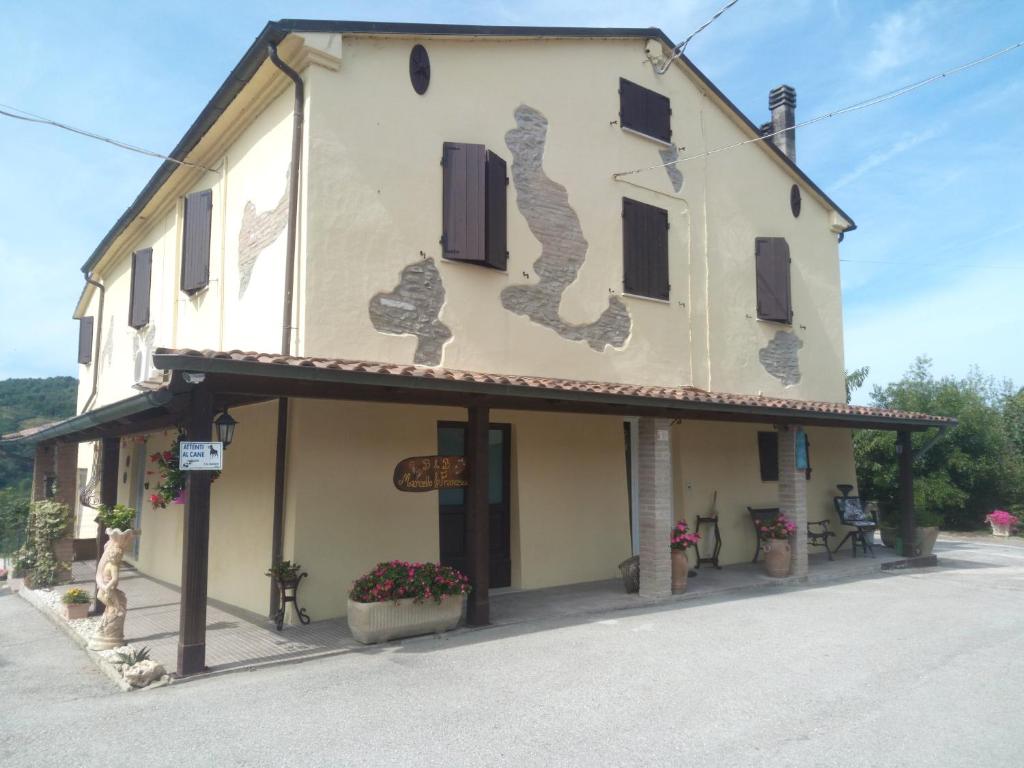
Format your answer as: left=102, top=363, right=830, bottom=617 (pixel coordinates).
left=767, top=85, right=796, bottom=163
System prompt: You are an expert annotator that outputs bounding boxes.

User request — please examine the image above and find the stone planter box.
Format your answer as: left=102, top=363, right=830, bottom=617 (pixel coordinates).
left=347, top=594, right=465, bottom=644
left=64, top=602, right=89, bottom=620
left=991, top=522, right=1012, bottom=537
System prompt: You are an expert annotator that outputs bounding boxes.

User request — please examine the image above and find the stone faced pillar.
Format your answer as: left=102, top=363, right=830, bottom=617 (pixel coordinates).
left=778, top=425, right=808, bottom=578
left=638, top=418, right=673, bottom=598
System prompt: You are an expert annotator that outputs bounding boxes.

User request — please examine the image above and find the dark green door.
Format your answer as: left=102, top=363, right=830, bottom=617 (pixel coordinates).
left=437, top=422, right=511, bottom=588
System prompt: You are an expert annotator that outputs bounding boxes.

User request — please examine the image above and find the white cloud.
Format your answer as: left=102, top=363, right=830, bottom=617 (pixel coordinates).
left=863, top=1, right=933, bottom=78
left=831, top=127, right=939, bottom=190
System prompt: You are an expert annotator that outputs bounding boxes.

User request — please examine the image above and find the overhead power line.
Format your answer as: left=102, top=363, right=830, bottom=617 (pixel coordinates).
left=0, top=102, right=218, bottom=172
left=657, top=0, right=740, bottom=75
left=616, top=40, right=1024, bottom=179
left=841, top=259, right=1024, bottom=271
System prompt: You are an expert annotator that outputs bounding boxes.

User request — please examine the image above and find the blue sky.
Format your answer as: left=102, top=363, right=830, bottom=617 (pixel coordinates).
left=0, top=0, right=1021, bottom=403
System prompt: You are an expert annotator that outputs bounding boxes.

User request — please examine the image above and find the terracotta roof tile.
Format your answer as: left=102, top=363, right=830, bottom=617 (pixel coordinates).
left=152, top=348, right=953, bottom=426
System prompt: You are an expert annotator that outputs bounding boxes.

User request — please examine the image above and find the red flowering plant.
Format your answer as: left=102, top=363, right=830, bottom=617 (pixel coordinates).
left=349, top=561, right=472, bottom=605
left=986, top=510, right=1019, bottom=528
left=758, top=512, right=797, bottom=541
left=147, top=432, right=219, bottom=508
left=670, top=520, right=701, bottom=551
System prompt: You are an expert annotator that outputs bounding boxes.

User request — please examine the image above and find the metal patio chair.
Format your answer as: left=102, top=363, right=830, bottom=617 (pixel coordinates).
left=833, top=496, right=877, bottom=558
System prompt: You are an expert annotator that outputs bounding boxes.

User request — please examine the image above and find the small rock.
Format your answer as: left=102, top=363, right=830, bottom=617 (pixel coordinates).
left=124, top=659, right=166, bottom=688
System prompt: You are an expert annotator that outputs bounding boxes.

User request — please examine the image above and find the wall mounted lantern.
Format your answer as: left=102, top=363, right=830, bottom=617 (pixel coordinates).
left=214, top=410, right=238, bottom=448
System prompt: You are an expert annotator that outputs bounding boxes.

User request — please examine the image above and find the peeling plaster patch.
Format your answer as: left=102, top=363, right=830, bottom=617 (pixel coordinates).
left=501, top=104, right=631, bottom=352
left=133, top=325, right=156, bottom=382
left=369, top=258, right=451, bottom=365
left=658, top=146, right=683, bottom=192
left=759, top=330, right=803, bottom=386
left=238, top=170, right=289, bottom=298
left=101, top=315, right=115, bottom=369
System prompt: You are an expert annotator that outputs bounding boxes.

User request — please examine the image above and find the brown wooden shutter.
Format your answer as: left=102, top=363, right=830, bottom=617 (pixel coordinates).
left=129, top=248, right=152, bottom=328
left=757, top=431, right=779, bottom=481
left=441, top=142, right=486, bottom=264
left=77, top=316, right=94, bottom=364
left=181, top=189, right=213, bottom=294
left=622, top=197, right=670, bottom=300
left=755, top=237, right=792, bottom=323
left=619, top=78, right=671, bottom=143
left=484, top=150, right=508, bottom=270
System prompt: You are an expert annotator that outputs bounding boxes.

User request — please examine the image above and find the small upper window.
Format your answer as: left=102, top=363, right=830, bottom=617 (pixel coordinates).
left=441, top=142, right=508, bottom=270
left=128, top=248, right=153, bottom=329
left=181, top=189, right=213, bottom=294
left=619, top=78, right=672, bottom=143
left=755, top=237, right=792, bottom=324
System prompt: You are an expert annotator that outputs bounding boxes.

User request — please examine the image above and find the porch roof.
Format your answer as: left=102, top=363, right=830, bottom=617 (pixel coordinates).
left=1, top=348, right=953, bottom=446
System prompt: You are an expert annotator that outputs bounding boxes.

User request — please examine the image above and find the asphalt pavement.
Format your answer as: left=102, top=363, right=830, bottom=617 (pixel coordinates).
left=2, top=536, right=1022, bottom=767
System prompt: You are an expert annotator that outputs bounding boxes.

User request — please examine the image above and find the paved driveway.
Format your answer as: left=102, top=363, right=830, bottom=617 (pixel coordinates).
left=2, top=537, right=1023, bottom=767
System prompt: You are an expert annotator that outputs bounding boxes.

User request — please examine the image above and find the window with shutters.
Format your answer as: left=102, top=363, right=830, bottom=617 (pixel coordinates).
left=77, top=316, right=94, bottom=365
left=128, top=248, right=152, bottom=329
left=757, top=431, right=779, bottom=482
left=755, top=237, right=793, bottom=323
left=441, top=142, right=507, bottom=270
left=622, top=197, right=670, bottom=300
left=619, top=78, right=672, bottom=143
left=181, top=189, right=213, bottom=294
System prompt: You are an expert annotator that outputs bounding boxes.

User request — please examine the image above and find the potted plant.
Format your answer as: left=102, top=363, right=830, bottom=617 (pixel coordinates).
left=669, top=520, right=700, bottom=594
left=347, top=560, right=471, bottom=644
left=266, top=559, right=303, bottom=586
left=986, top=509, right=1019, bottom=537
left=148, top=433, right=219, bottom=508
left=915, top=508, right=942, bottom=556
left=61, top=587, right=92, bottom=620
left=96, top=503, right=136, bottom=534
left=759, top=512, right=796, bottom=577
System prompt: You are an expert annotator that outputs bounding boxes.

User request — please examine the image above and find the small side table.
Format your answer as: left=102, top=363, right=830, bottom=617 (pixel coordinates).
left=694, top=516, right=722, bottom=569
left=273, top=572, right=311, bottom=631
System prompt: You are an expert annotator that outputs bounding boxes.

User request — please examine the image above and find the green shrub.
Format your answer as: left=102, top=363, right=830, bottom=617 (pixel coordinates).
left=18, top=499, right=72, bottom=588
left=96, top=503, right=135, bottom=532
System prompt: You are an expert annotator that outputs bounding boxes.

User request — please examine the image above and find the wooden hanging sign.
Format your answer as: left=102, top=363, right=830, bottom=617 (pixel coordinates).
left=393, top=455, right=468, bottom=492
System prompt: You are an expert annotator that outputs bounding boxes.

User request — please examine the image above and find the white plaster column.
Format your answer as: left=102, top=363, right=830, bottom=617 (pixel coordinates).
left=638, top=417, right=673, bottom=598
left=778, top=425, right=808, bottom=578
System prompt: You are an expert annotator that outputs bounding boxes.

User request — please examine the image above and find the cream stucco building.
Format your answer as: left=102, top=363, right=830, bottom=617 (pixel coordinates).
left=4, top=21, right=951, bottom=676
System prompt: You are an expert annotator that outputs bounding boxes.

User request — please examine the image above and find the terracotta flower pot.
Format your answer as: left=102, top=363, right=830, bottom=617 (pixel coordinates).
left=671, top=549, right=689, bottom=594
left=762, top=538, right=792, bottom=577
left=64, top=602, right=89, bottom=620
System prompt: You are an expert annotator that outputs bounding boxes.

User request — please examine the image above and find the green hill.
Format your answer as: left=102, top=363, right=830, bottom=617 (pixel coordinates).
left=0, top=376, right=78, bottom=494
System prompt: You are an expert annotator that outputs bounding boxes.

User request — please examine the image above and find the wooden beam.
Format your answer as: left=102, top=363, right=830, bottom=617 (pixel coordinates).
left=465, top=404, right=490, bottom=626
left=897, top=430, right=916, bottom=557
left=269, top=398, right=288, bottom=617
left=177, top=384, right=214, bottom=676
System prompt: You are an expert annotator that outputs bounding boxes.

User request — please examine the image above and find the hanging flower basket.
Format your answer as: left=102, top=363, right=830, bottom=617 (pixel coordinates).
left=148, top=432, right=218, bottom=508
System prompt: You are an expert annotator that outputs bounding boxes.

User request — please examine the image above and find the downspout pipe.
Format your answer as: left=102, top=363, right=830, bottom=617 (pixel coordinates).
left=266, top=42, right=303, bottom=611
left=267, top=42, right=304, bottom=357
left=80, top=273, right=105, bottom=413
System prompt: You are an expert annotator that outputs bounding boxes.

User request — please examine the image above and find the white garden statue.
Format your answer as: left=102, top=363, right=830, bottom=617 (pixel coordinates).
left=88, top=528, right=135, bottom=651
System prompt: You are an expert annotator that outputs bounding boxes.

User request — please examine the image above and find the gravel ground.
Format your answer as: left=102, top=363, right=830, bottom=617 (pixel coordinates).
left=2, top=536, right=1023, bottom=768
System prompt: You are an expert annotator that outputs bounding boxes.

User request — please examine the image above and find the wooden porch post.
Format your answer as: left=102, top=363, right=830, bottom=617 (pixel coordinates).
left=897, top=430, right=915, bottom=557
left=89, top=436, right=121, bottom=616
left=465, top=404, right=490, bottom=626
left=177, top=384, right=214, bottom=676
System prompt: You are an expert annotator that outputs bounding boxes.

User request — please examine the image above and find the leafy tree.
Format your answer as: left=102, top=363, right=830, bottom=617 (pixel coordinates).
left=0, top=376, right=77, bottom=495
left=0, top=488, right=30, bottom=557
left=845, top=366, right=870, bottom=404
left=854, top=358, right=1024, bottom=530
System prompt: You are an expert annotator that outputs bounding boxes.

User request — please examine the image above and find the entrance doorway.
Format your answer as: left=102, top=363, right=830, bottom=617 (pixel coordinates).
left=437, top=422, right=512, bottom=588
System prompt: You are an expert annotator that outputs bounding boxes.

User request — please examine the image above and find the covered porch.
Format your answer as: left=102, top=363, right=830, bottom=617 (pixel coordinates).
left=4, top=347, right=953, bottom=677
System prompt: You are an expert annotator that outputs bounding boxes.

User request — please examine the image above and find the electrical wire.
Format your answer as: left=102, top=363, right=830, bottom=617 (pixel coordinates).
left=0, top=102, right=218, bottom=173
left=616, top=40, right=1024, bottom=179
left=657, top=0, right=740, bottom=75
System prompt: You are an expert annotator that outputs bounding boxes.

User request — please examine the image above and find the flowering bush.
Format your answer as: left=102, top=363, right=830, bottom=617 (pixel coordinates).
left=61, top=587, right=91, bottom=605
left=148, top=433, right=219, bottom=508
left=986, top=510, right=1019, bottom=528
left=670, top=520, right=701, bottom=551
left=349, top=561, right=471, bottom=605
left=758, top=512, right=797, bottom=541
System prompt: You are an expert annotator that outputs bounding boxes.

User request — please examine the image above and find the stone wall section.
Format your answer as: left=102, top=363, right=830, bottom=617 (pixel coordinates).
left=759, top=330, right=803, bottom=386
left=369, top=258, right=452, bottom=366
left=501, top=104, right=631, bottom=352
